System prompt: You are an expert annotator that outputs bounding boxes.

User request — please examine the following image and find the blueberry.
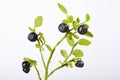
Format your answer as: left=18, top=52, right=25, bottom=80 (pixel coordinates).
left=22, top=61, right=30, bottom=69
left=28, top=32, right=38, bottom=42
left=58, top=23, right=69, bottom=33
left=75, top=59, right=84, bottom=68
left=22, top=61, right=31, bottom=73
left=23, top=68, right=30, bottom=73
left=78, top=24, right=88, bottom=35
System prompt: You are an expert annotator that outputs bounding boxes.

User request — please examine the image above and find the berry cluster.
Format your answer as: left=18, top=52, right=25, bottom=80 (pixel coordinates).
left=58, top=23, right=87, bottom=68
left=22, top=61, right=31, bottom=73
left=25, top=23, right=87, bottom=73
left=58, top=23, right=88, bottom=35
left=27, top=23, right=88, bottom=43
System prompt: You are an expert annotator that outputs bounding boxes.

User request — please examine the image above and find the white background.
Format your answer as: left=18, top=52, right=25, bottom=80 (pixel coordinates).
left=0, top=0, right=120, bottom=80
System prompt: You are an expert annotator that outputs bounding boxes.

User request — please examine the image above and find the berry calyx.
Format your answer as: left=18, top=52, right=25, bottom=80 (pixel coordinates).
left=23, top=68, right=30, bottom=73
left=78, top=24, right=88, bottom=35
left=22, top=61, right=30, bottom=69
left=75, top=59, right=84, bottom=68
left=58, top=23, right=69, bottom=33
left=28, top=32, right=38, bottom=42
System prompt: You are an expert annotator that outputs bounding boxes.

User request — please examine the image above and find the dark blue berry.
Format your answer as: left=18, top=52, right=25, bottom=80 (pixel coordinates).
left=22, top=61, right=31, bottom=73
left=23, top=68, right=30, bottom=73
left=28, top=32, right=38, bottom=42
left=22, top=61, right=30, bottom=69
left=78, top=24, right=88, bottom=35
left=75, top=59, right=84, bottom=68
left=58, top=23, right=69, bottom=33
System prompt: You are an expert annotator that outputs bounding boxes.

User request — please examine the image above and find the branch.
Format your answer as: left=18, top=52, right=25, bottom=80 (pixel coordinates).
left=63, top=42, right=78, bottom=63
left=44, top=34, right=67, bottom=80
left=48, top=58, right=77, bottom=77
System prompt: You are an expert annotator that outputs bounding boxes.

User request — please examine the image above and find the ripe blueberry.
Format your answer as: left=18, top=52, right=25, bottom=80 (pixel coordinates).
left=22, top=61, right=31, bottom=73
left=23, top=68, right=30, bottom=73
left=22, top=61, right=30, bottom=69
left=58, top=23, right=69, bottom=33
left=78, top=24, right=88, bottom=35
left=28, top=32, right=38, bottom=42
left=75, top=59, right=84, bottom=68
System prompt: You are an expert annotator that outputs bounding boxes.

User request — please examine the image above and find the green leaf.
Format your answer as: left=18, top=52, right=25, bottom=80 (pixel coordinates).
left=31, top=59, right=37, bottom=65
left=60, top=49, right=68, bottom=58
left=58, top=61, right=63, bottom=65
left=35, top=44, right=40, bottom=48
left=58, top=3, right=68, bottom=14
left=76, top=17, right=80, bottom=23
left=62, top=19, right=68, bottom=24
left=73, top=59, right=77, bottom=64
left=23, top=57, right=31, bottom=62
left=66, top=62, right=73, bottom=68
left=41, top=36, right=46, bottom=44
left=39, top=37, right=44, bottom=45
left=78, top=39, right=91, bottom=46
left=86, top=14, right=90, bottom=22
left=23, top=57, right=37, bottom=66
left=34, top=16, right=43, bottom=27
left=73, top=34, right=79, bottom=39
left=67, top=35, right=75, bottom=47
left=38, top=32, right=46, bottom=44
left=85, top=31, right=94, bottom=38
left=45, top=44, right=52, bottom=52
left=84, top=24, right=89, bottom=28
left=68, top=15, right=73, bottom=23
left=72, top=21, right=79, bottom=30
left=28, top=27, right=35, bottom=32
left=72, top=49, right=84, bottom=57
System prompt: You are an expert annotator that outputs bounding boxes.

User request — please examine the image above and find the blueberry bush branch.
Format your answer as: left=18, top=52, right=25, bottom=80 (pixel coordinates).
left=48, top=57, right=79, bottom=77
left=48, top=40, right=83, bottom=77
left=45, top=34, right=67, bottom=80
left=22, top=3, right=93, bottom=80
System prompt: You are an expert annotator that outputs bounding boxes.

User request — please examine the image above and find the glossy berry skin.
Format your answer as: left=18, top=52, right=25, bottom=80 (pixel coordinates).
left=22, top=61, right=30, bottom=69
left=58, top=23, right=69, bottom=33
left=78, top=24, right=88, bottom=35
left=75, top=60, right=84, bottom=68
left=23, top=68, right=30, bottom=73
left=22, top=61, right=31, bottom=73
left=28, top=32, right=38, bottom=42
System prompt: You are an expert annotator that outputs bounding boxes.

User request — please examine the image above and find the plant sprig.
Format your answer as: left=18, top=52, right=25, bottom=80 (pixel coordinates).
left=22, top=2, right=93, bottom=80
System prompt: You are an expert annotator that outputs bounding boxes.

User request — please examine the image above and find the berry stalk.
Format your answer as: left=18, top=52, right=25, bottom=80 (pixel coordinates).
left=37, top=40, right=46, bottom=70
left=33, top=64, right=42, bottom=80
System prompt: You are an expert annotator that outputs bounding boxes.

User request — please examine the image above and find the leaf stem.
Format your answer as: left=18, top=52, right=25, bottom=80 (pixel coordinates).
left=44, top=34, right=67, bottom=80
left=33, top=64, right=42, bottom=80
